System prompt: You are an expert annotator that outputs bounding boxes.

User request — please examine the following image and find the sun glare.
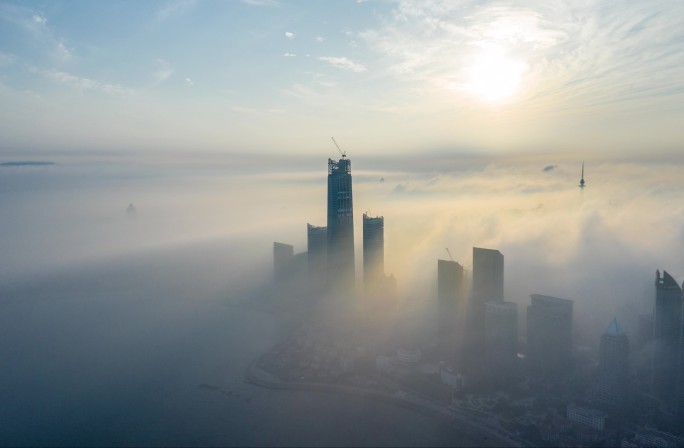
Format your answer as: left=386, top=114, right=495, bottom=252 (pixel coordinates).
left=465, top=52, right=528, bottom=103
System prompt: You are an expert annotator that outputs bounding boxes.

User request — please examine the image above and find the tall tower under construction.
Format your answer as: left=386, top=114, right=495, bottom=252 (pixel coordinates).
left=327, top=157, right=355, bottom=291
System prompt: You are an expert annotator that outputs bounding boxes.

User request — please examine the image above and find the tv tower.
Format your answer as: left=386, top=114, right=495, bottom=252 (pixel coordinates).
left=579, top=162, right=586, bottom=189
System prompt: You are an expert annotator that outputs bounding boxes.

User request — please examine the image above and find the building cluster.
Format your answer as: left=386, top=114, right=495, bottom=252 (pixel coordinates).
left=265, top=154, right=684, bottom=443
left=257, top=325, right=361, bottom=382
left=437, top=248, right=578, bottom=387
left=273, top=155, right=395, bottom=300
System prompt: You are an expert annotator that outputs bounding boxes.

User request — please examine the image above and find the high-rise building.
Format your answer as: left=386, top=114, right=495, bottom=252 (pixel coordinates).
left=484, top=301, right=518, bottom=378
left=438, top=259, right=465, bottom=305
left=327, top=157, right=355, bottom=291
left=637, top=313, right=654, bottom=351
left=307, top=223, right=327, bottom=281
left=273, top=242, right=294, bottom=281
left=363, top=213, right=384, bottom=291
left=595, top=319, right=629, bottom=408
left=527, top=293, right=573, bottom=377
left=652, top=270, right=682, bottom=406
left=467, top=247, right=504, bottom=364
left=472, top=247, right=504, bottom=304
left=437, top=259, right=465, bottom=361
left=679, top=308, right=684, bottom=430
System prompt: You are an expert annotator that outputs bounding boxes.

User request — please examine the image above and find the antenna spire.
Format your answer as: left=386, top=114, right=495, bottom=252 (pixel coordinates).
left=579, top=162, right=586, bottom=189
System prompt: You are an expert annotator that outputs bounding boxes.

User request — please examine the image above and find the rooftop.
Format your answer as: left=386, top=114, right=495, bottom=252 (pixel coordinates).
left=604, top=318, right=624, bottom=336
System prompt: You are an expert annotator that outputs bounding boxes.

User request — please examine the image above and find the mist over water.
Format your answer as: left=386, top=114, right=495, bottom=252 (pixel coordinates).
left=2, top=154, right=684, bottom=445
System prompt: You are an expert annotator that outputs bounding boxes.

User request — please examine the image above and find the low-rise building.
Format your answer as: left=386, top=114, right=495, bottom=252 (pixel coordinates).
left=567, top=404, right=607, bottom=431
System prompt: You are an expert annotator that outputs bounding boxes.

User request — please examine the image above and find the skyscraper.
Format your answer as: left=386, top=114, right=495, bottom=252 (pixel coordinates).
left=327, top=157, right=355, bottom=291
left=307, top=223, right=327, bottom=281
left=363, top=213, right=384, bottom=292
left=437, top=259, right=465, bottom=361
left=484, top=301, right=518, bottom=379
left=527, top=293, right=573, bottom=377
left=595, top=319, right=629, bottom=408
left=467, top=247, right=504, bottom=364
left=472, top=247, right=504, bottom=305
left=678, top=307, right=684, bottom=429
left=652, top=270, right=682, bottom=406
left=438, top=259, right=465, bottom=305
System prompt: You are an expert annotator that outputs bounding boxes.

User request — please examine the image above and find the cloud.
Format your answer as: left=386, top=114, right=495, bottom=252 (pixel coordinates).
left=0, top=4, right=76, bottom=63
left=284, top=31, right=295, bottom=39
left=55, top=41, right=73, bottom=62
left=40, top=68, right=130, bottom=94
left=282, top=52, right=296, bottom=57
left=361, top=1, right=684, bottom=118
left=0, top=51, right=14, bottom=66
left=316, top=36, right=324, bottom=43
left=240, top=0, right=279, bottom=5
left=153, top=58, right=174, bottom=84
left=185, top=77, right=194, bottom=86
left=319, top=56, right=367, bottom=73
left=156, top=0, right=197, bottom=21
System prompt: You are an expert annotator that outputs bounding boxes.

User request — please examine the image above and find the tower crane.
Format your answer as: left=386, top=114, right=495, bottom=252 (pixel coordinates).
left=445, top=248, right=454, bottom=262
left=331, top=137, right=346, bottom=158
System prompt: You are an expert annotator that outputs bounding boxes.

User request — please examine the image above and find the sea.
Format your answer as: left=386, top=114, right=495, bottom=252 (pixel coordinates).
left=0, top=161, right=487, bottom=446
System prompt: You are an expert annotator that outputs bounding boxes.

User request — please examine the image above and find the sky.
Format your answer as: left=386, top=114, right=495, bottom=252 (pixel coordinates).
left=4, top=3, right=684, bottom=444
left=1, top=0, right=684, bottom=158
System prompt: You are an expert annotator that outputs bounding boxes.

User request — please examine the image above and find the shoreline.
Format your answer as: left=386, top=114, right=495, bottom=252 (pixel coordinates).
left=245, top=356, right=528, bottom=447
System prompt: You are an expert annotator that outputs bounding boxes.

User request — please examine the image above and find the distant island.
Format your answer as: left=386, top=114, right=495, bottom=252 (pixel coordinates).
left=0, top=161, right=56, bottom=167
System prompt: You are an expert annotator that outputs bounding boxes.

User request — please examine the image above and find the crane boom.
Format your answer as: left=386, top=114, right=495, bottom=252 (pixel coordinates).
left=331, top=137, right=346, bottom=158
left=445, top=248, right=454, bottom=261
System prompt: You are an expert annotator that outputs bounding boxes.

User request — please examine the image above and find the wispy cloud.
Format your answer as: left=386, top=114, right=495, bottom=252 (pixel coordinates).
left=319, top=56, right=367, bottom=73
left=283, top=52, right=296, bottom=58
left=353, top=0, right=684, bottom=151
left=0, top=51, right=14, bottom=66
left=156, top=0, right=197, bottom=22
left=362, top=1, right=684, bottom=112
left=31, top=14, right=46, bottom=25
left=40, top=68, right=130, bottom=94
left=284, top=31, right=295, bottom=39
left=240, top=0, right=279, bottom=5
left=0, top=4, right=76, bottom=64
left=315, top=36, right=324, bottom=43
left=153, top=58, right=174, bottom=85
left=55, top=41, right=73, bottom=63
left=185, top=77, right=194, bottom=86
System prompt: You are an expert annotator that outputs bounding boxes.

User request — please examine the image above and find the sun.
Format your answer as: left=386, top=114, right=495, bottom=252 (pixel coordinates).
left=465, top=52, right=528, bottom=103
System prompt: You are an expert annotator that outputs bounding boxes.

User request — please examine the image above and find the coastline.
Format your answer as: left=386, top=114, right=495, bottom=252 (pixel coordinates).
left=245, top=355, right=528, bottom=447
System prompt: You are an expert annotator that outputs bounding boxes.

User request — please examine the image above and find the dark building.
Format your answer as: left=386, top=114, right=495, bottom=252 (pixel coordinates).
left=437, top=259, right=465, bottom=361
left=652, top=270, right=682, bottom=407
left=637, top=313, right=654, bottom=351
left=679, top=307, right=684, bottom=430
left=595, top=319, right=629, bottom=408
left=527, top=293, right=573, bottom=377
left=472, top=247, right=504, bottom=305
left=484, top=301, right=518, bottom=378
left=273, top=242, right=294, bottom=281
left=438, top=259, right=465, bottom=305
left=307, top=223, right=327, bottom=281
left=467, top=247, right=504, bottom=364
left=327, top=157, right=355, bottom=291
left=362, top=213, right=384, bottom=292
